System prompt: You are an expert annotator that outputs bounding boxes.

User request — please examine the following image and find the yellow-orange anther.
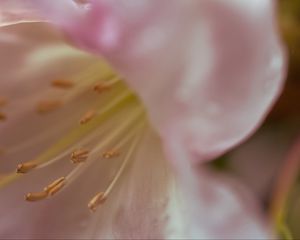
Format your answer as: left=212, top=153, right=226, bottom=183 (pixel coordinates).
left=51, top=79, right=74, bottom=89
left=25, top=191, right=48, bottom=202
left=88, top=192, right=107, bottom=212
left=16, top=162, right=38, bottom=173
left=36, top=100, right=62, bottom=114
left=44, top=177, right=66, bottom=196
left=79, top=110, right=96, bottom=124
left=71, top=149, right=89, bottom=163
left=102, top=149, right=120, bottom=159
left=0, top=97, right=7, bottom=107
left=93, top=83, right=111, bottom=93
left=0, top=112, right=6, bottom=121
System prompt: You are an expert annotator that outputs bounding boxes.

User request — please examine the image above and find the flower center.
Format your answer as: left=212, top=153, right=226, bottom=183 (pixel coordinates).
left=0, top=60, right=146, bottom=212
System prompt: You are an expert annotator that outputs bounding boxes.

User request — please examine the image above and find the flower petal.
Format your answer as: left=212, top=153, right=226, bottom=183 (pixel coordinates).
left=161, top=133, right=272, bottom=239
left=0, top=0, right=43, bottom=26
left=0, top=21, right=108, bottom=173
left=165, top=167, right=272, bottom=239
left=36, top=0, right=287, bottom=162
left=0, top=126, right=170, bottom=239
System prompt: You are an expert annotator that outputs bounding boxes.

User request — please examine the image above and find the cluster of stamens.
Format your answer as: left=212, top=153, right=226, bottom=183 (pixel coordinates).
left=17, top=143, right=122, bottom=211
left=0, top=72, right=142, bottom=212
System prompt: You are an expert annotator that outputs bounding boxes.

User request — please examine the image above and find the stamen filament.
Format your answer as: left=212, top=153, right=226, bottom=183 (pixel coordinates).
left=88, top=123, right=144, bottom=212
left=21, top=90, right=134, bottom=170
left=65, top=107, right=144, bottom=183
left=103, top=130, right=142, bottom=197
left=8, top=118, right=72, bottom=154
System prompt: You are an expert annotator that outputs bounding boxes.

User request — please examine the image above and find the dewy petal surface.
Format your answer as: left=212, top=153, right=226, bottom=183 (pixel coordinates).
left=34, top=0, right=287, bottom=162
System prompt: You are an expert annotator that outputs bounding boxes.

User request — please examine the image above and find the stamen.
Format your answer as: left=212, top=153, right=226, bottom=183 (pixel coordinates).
left=102, top=149, right=120, bottom=159
left=79, top=110, right=96, bottom=124
left=16, top=162, right=38, bottom=173
left=88, top=192, right=106, bottom=212
left=93, top=76, right=120, bottom=94
left=0, top=112, right=6, bottom=121
left=65, top=109, right=144, bottom=186
left=0, top=97, right=7, bottom=107
left=88, top=125, right=143, bottom=212
left=51, top=79, right=74, bottom=89
left=25, top=191, right=48, bottom=202
left=93, top=83, right=111, bottom=94
left=0, top=147, right=5, bottom=155
left=71, top=149, right=89, bottom=163
left=36, top=100, right=63, bottom=114
left=44, top=177, right=66, bottom=196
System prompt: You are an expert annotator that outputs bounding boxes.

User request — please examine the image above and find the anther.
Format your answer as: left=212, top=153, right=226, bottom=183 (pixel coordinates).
left=88, top=192, right=107, bottom=212
left=79, top=110, right=96, bottom=124
left=36, top=100, right=62, bottom=114
left=102, top=149, right=120, bottom=159
left=25, top=191, right=48, bottom=202
left=71, top=149, right=89, bottom=163
left=0, top=97, right=7, bottom=107
left=16, top=162, right=38, bottom=173
left=0, top=147, right=5, bottom=155
left=44, top=177, right=66, bottom=196
left=93, top=83, right=111, bottom=93
left=51, top=79, right=74, bottom=89
left=0, top=112, right=6, bottom=121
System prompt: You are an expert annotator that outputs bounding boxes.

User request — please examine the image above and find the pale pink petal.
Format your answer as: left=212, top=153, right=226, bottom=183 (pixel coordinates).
left=0, top=0, right=44, bottom=26
left=0, top=1, right=284, bottom=238
left=0, top=21, right=169, bottom=239
left=165, top=167, right=272, bottom=239
left=0, top=22, right=100, bottom=161
left=162, top=134, right=272, bottom=239
left=0, top=125, right=271, bottom=239
left=36, top=0, right=287, bottom=162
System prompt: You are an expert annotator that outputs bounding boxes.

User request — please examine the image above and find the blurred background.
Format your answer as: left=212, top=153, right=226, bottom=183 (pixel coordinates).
left=211, top=0, right=300, bottom=238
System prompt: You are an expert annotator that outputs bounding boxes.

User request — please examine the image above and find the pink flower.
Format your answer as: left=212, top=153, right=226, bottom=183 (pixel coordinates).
left=0, top=0, right=286, bottom=239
